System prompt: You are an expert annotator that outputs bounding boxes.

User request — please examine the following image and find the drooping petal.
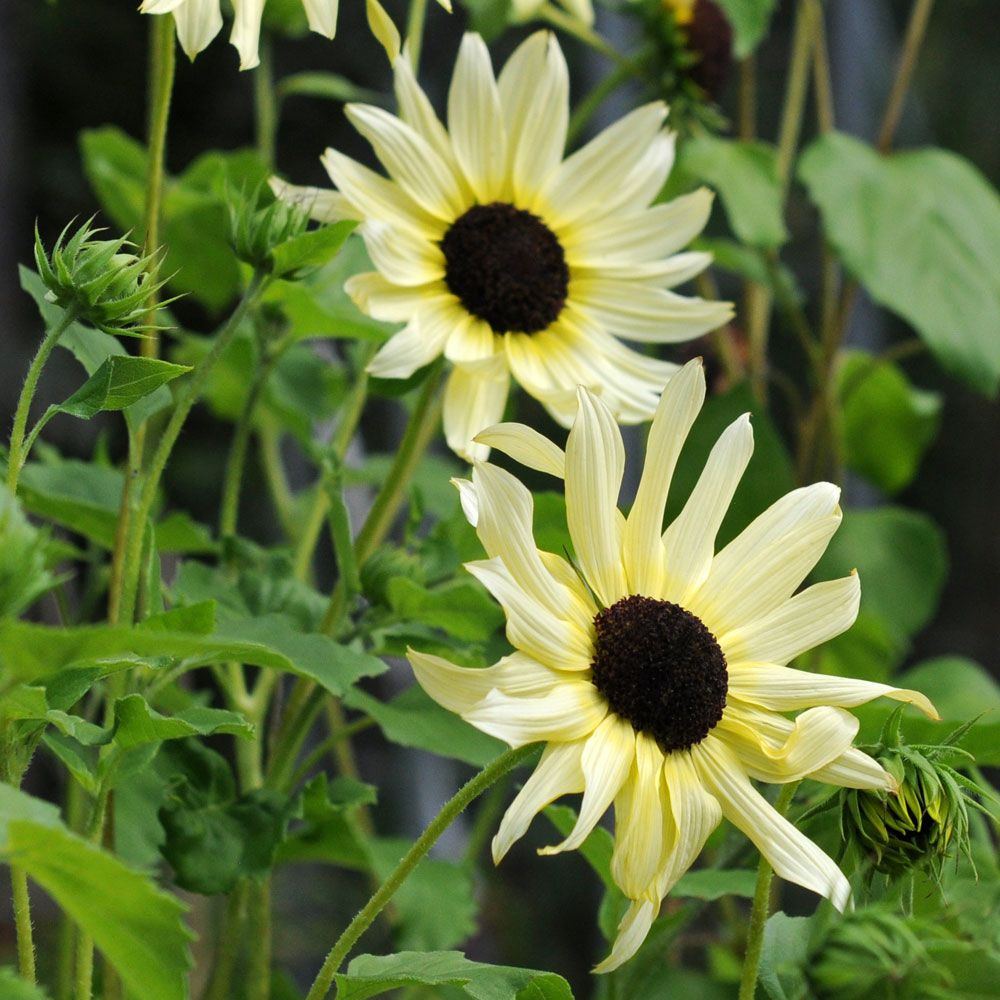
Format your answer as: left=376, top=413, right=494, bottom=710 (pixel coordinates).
left=564, top=388, right=628, bottom=606
left=171, top=0, right=223, bottom=60
left=407, top=648, right=562, bottom=715
left=463, top=682, right=608, bottom=746
left=392, top=51, right=462, bottom=177
left=593, top=898, right=659, bottom=974
left=493, top=740, right=586, bottom=863
left=230, top=0, right=266, bottom=69
left=720, top=573, right=861, bottom=666
left=365, top=303, right=458, bottom=379
left=444, top=360, right=510, bottom=462
left=611, top=733, right=666, bottom=897
left=811, top=746, right=896, bottom=791
left=473, top=422, right=566, bottom=479
left=623, top=359, right=705, bottom=598
left=301, top=0, right=339, bottom=36
left=540, top=714, right=634, bottom=855
left=696, top=736, right=852, bottom=911
left=726, top=662, right=938, bottom=718
left=661, top=414, right=754, bottom=604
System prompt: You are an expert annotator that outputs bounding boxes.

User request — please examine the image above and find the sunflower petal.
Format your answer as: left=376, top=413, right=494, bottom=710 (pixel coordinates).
left=593, top=898, right=659, bottom=974
left=473, top=422, right=566, bottom=478
left=611, top=733, right=666, bottom=897
left=444, top=361, right=510, bottom=463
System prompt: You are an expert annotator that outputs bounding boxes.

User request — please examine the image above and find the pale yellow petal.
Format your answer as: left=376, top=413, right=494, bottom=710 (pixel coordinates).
left=358, top=220, right=444, bottom=286
left=610, top=733, right=666, bottom=897
left=230, top=0, right=265, bottom=69
left=171, top=0, right=223, bottom=59
left=473, top=422, right=566, bottom=479
left=270, top=177, right=352, bottom=224
left=444, top=318, right=497, bottom=366
left=301, top=0, right=339, bottom=36
left=444, top=360, right=510, bottom=463
left=593, top=898, right=659, bottom=974
left=366, top=304, right=457, bottom=379
left=345, top=272, right=442, bottom=323
left=811, top=747, right=896, bottom=792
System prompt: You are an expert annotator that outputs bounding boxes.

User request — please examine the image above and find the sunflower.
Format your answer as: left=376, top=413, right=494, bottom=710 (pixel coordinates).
left=275, top=32, right=732, bottom=460
left=408, top=359, right=939, bottom=971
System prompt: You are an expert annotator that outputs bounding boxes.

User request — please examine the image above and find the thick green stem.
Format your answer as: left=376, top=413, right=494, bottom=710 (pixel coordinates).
left=245, top=878, right=273, bottom=1000
left=254, top=36, right=277, bottom=168
left=118, top=273, right=268, bottom=623
left=405, top=0, right=429, bottom=72
left=12, top=867, right=35, bottom=983
left=304, top=745, right=537, bottom=1000
left=7, top=309, right=76, bottom=493
left=738, top=783, right=798, bottom=1000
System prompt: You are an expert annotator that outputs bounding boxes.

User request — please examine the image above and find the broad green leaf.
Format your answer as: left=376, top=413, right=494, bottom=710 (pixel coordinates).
left=716, top=0, right=778, bottom=56
left=814, top=506, right=947, bottom=645
left=799, top=132, right=1000, bottom=395
left=0, top=485, right=59, bottom=618
left=386, top=577, right=504, bottom=642
left=837, top=350, right=941, bottom=494
left=696, top=237, right=803, bottom=304
left=344, top=685, right=505, bottom=768
left=111, top=694, right=254, bottom=750
left=0, top=967, right=53, bottom=999
left=157, top=740, right=292, bottom=894
left=276, top=71, right=382, bottom=105
left=56, top=356, right=191, bottom=419
left=672, top=868, right=756, bottom=900
left=334, top=951, right=573, bottom=1000
left=814, top=612, right=901, bottom=684
left=758, top=913, right=813, bottom=1000
left=269, top=221, right=356, bottom=278
left=0, top=783, right=192, bottom=1000
left=155, top=511, right=218, bottom=555
left=679, top=136, right=787, bottom=248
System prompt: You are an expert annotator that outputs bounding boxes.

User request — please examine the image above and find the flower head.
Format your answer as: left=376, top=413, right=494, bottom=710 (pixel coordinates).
left=408, top=360, right=938, bottom=970
left=277, top=32, right=732, bottom=460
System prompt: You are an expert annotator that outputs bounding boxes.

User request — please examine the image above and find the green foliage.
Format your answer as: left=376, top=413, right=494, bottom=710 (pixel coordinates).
left=276, top=71, right=384, bottom=106
left=0, top=486, right=60, bottom=618
left=0, top=783, right=192, bottom=1000
left=715, top=0, right=778, bottom=57
left=837, top=351, right=941, bottom=495
left=333, top=951, right=573, bottom=1000
left=51, top=355, right=191, bottom=419
left=678, top=136, right=787, bottom=248
left=0, top=968, right=52, bottom=999
left=799, top=132, right=1000, bottom=395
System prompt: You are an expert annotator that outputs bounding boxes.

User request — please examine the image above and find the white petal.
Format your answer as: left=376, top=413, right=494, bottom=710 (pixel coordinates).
left=623, top=359, right=705, bottom=598
left=464, top=682, right=608, bottom=746
left=473, top=422, right=566, bottom=479
left=345, top=271, right=440, bottom=322
left=498, top=32, right=570, bottom=202
left=444, top=318, right=497, bottom=366
left=571, top=278, right=734, bottom=343
left=695, top=735, right=852, bottom=911
left=453, top=476, right=478, bottom=527
left=493, top=740, right=586, bottom=863
left=301, top=0, right=339, bottom=36
left=141, top=0, right=188, bottom=12
left=444, top=360, right=510, bottom=463
left=716, top=704, right=860, bottom=784
left=345, top=104, right=466, bottom=219
left=172, top=0, right=223, bottom=59
left=661, top=414, right=754, bottom=604
left=565, top=388, right=628, bottom=606
left=689, top=483, right=841, bottom=633
left=727, top=662, right=938, bottom=718
left=358, top=220, right=444, bottom=286
left=465, top=558, right=593, bottom=671
left=611, top=733, right=666, bottom=897
left=574, top=252, right=713, bottom=289
left=393, top=55, right=454, bottom=167
left=593, top=898, right=658, bottom=974
left=366, top=304, right=457, bottom=379
left=811, top=747, right=896, bottom=791
left=448, top=34, right=507, bottom=202
left=270, top=177, right=352, bottom=223
left=540, top=714, right=634, bottom=855
left=408, top=648, right=562, bottom=715
left=720, top=573, right=861, bottom=666
left=230, top=0, right=265, bottom=69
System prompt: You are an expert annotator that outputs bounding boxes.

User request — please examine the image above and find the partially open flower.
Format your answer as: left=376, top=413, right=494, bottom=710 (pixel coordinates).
left=408, top=360, right=938, bottom=970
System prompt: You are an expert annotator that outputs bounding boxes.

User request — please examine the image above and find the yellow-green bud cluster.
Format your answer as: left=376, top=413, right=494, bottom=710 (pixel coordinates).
left=33, top=218, right=168, bottom=336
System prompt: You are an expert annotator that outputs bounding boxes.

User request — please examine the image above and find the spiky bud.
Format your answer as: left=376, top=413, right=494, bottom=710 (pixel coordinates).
left=228, top=187, right=310, bottom=274
left=33, top=218, right=169, bottom=337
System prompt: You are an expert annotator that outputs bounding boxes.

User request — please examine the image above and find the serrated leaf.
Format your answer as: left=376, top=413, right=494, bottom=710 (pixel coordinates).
left=0, top=485, right=60, bottom=618
left=799, top=132, right=1000, bottom=395
left=269, top=220, right=355, bottom=278
left=111, top=694, right=254, bottom=750
left=758, top=913, right=813, bottom=1000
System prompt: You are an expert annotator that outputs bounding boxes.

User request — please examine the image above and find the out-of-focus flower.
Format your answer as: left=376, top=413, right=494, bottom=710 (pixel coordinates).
left=407, top=360, right=938, bottom=970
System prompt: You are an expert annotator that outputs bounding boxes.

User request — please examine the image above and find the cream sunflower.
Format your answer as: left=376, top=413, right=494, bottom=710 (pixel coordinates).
left=407, top=359, right=939, bottom=971
left=275, top=31, right=732, bottom=460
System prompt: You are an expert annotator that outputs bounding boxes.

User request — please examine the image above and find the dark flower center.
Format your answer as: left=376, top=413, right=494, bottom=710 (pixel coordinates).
left=590, top=594, right=728, bottom=753
left=440, top=202, right=569, bottom=335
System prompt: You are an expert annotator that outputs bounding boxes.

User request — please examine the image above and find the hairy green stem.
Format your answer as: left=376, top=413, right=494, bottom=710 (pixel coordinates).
left=7, top=309, right=76, bottom=492
left=12, top=867, right=35, bottom=983
left=738, top=783, right=799, bottom=1000
left=304, top=745, right=537, bottom=1000
left=118, top=272, right=268, bottom=623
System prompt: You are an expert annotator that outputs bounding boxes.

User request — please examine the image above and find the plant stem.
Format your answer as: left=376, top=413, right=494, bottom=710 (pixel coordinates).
left=405, top=0, right=429, bottom=72
left=258, top=423, right=297, bottom=541
left=566, top=62, right=634, bottom=146
left=118, top=273, right=268, bottom=624
left=539, top=3, right=629, bottom=66
left=245, top=878, right=273, bottom=1000
left=203, top=883, right=249, bottom=1000
left=878, top=0, right=935, bottom=153
left=738, top=783, right=798, bottom=1000
left=12, top=867, right=35, bottom=983
left=304, top=745, right=537, bottom=1000
left=254, top=35, right=277, bottom=168
left=7, top=309, right=76, bottom=493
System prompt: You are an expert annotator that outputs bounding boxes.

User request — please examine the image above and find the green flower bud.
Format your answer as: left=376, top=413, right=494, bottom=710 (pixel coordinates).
left=33, top=218, right=169, bottom=336
left=227, top=187, right=309, bottom=273
left=807, top=907, right=955, bottom=1000
left=360, top=545, right=427, bottom=607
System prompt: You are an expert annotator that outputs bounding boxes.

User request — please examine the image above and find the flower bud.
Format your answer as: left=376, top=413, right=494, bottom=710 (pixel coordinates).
left=228, top=188, right=309, bottom=273
left=360, top=545, right=427, bottom=607
left=33, top=218, right=168, bottom=336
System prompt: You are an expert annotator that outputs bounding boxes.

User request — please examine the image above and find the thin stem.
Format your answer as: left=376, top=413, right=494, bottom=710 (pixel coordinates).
left=878, top=0, right=935, bottom=153
left=738, top=783, right=798, bottom=1000
left=539, top=3, right=629, bottom=66
left=118, top=273, right=268, bottom=623
left=738, top=55, right=756, bottom=141
left=7, top=309, right=77, bottom=493
left=258, top=423, right=297, bottom=541
left=254, top=36, right=277, bottom=169
left=203, top=883, right=248, bottom=1000
left=107, top=434, right=140, bottom=625
left=75, top=785, right=112, bottom=1000
left=289, top=716, right=375, bottom=789
left=12, top=867, right=35, bottom=983
left=304, top=745, right=537, bottom=1000
left=405, top=0, right=429, bottom=73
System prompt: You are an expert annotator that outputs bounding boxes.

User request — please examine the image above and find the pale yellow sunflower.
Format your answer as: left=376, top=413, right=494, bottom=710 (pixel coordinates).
left=408, top=359, right=938, bottom=971
left=275, top=32, right=732, bottom=460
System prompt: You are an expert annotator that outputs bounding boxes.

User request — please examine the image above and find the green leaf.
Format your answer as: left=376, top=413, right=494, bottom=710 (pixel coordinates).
left=156, top=740, right=292, bottom=894
left=56, top=356, right=191, bottom=419
left=799, top=132, right=1000, bottom=395
left=679, top=136, right=787, bottom=248
left=334, top=951, right=573, bottom=1000
left=837, top=350, right=941, bottom=494
left=269, top=221, right=356, bottom=279
left=0, top=783, right=192, bottom=1000
left=343, top=685, right=505, bottom=768
left=0, top=968, right=53, bottom=999
left=672, top=868, right=757, bottom=900
left=715, top=0, right=778, bottom=56
left=155, top=511, right=219, bottom=555
left=276, top=71, right=383, bottom=105
left=111, top=694, right=254, bottom=750
left=386, top=577, right=504, bottom=642
left=0, top=485, right=60, bottom=618
left=814, top=506, right=947, bottom=645
left=758, top=913, right=813, bottom=1000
